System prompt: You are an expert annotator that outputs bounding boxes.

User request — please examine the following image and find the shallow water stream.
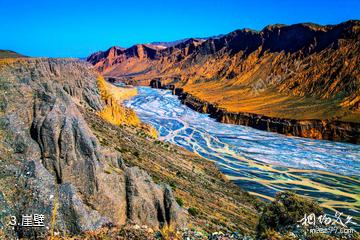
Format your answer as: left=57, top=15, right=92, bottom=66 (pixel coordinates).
left=125, top=87, right=360, bottom=225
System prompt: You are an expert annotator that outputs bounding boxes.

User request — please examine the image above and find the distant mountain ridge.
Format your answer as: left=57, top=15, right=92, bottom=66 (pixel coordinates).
left=87, top=20, right=360, bottom=125
left=0, top=50, right=26, bottom=58
left=151, top=38, right=206, bottom=48
left=150, top=34, right=224, bottom=48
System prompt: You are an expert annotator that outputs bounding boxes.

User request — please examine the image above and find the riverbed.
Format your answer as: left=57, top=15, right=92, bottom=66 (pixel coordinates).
left=125, top=87, right=360, bottom=225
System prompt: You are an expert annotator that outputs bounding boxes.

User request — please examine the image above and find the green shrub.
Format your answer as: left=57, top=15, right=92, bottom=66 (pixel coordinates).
left=169, top=181, right=177, bottom=189
left=175, top=197, right=184, bottom=207
left=188, top=207, right=199, bottom=216
left=257, top=191, right=323, bottom=237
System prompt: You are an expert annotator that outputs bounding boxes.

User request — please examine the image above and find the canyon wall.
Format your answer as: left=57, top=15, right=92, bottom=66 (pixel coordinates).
left=174, top=88, right=360, bottom=144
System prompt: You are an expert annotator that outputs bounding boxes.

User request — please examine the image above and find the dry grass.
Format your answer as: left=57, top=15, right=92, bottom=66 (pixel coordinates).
left=0, top=50, right=26, bottom=59
left=183, top=83, right=360, bottom=122
left=97, top=76, right=158, bottom=138
left=97, top=76, right=141, bottom=126
left=160, top=224, right=182, bottom=240
left=103, top=81, right=138, bottom=103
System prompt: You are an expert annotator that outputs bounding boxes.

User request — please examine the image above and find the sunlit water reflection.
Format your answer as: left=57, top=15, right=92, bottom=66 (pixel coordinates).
left=125, top=87, right=360, bottom=225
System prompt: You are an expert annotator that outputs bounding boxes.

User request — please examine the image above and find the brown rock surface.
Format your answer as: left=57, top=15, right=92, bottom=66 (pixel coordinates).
left=175, top=89, right=360, bottom=144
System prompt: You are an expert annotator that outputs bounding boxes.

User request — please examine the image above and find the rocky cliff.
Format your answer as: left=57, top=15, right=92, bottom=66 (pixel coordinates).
left=88, top=20, right=360, bottom=142
left=0, top=58, right=188, bottom=238
left=0, top=58, right=261, bottom=239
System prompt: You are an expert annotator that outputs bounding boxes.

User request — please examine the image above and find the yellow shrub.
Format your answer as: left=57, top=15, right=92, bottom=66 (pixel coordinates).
left=97, top=76, right=141, bottom=126
left=160, top=224, right=181, bottom=240
left=141, top=123, right=158, bottom=139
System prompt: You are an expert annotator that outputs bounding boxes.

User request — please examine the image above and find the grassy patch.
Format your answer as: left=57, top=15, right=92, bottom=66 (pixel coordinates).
left=175, top=197, right=184, bottom=207
left=188, top=207, right=200, bottom=216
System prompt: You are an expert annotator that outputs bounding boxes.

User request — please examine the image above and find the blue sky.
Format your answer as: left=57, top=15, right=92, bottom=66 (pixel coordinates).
left=0, top=0, right=359, bottom=57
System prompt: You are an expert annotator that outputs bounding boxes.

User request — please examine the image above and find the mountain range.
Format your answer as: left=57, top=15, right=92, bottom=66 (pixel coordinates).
left=86, top=20, right=360, bottom=143
left=87, top=20, right=360, bottom=124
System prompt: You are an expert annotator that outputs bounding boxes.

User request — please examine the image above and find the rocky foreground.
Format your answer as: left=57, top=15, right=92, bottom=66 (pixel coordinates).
left=0, top=58, right=259, bottom=239
left=0, top=58, right=358, bottom=239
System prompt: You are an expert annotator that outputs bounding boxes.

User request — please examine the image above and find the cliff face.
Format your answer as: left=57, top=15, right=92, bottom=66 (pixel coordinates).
left=87, top=20, right=360, bottom=142
left=87, top=44, right=166, bottom=75
left=0, top=58, right=261, bottom=238
left=175, top=89, right=360, bottom=144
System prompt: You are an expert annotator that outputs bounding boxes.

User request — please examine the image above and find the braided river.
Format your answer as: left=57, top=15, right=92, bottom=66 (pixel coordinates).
left=125, top=87, right=360, bottom=225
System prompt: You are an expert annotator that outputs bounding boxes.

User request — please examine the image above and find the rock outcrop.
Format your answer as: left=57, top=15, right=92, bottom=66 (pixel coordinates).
left=0, top=58, right=186, bottom=239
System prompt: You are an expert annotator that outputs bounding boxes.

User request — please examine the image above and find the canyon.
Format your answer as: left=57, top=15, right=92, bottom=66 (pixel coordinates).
left=0, top=56, right=358, bottom=239
left=0, top=19, right=359, bottom=239
left=87, top=20, right=360, bottom=143
left=0, top=58, right=263, bottom=239
left=174, top=88, right=360, bottom=144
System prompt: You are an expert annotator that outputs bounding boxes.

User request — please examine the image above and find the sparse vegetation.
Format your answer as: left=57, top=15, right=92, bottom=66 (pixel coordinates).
left=188, top=207, right=200, bottom=216
left=259, top=228, right=281, bottom=240
left=133, top=150, right=140, bottom=158
left=0, top=58, right=257, bottom=235
left=257, top=191, right=324, bottom=239
left=160, top=224, right=181, bottom=240
left=97, top=76, right=141, bottom=126
left=85, top=107, right=261, bottom=234
left=97, top=76, right=159, bottom=139
left=175, top=197, right=184, bottom=207
left=169, top=181, right=177, bottom=189
left=0, top=50, right=26, bottom=59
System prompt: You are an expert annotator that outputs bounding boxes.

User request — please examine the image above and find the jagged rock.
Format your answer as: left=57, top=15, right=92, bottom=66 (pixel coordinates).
left=0, top=58, right=186, bottom=238
left=125, top=167, right=186, bottom=229
left=149, top=78, right=162, bottom=88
